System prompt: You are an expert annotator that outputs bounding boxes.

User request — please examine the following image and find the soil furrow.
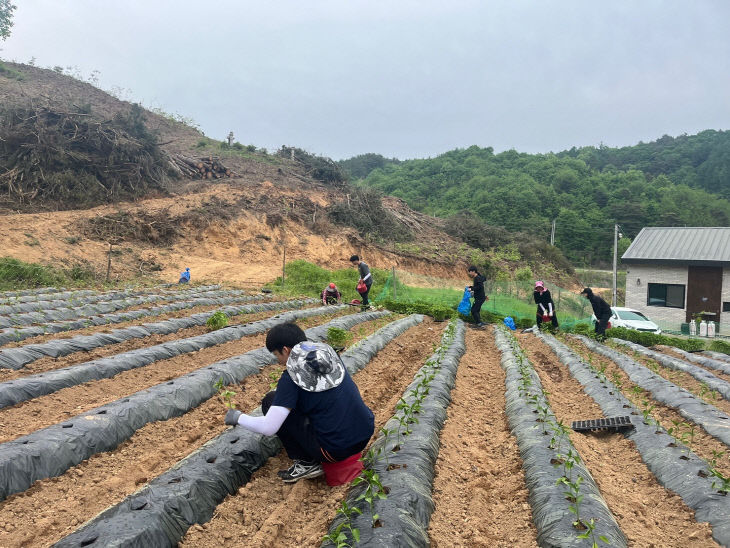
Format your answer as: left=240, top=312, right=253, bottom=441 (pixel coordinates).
left=179, top=321, right=445, bottom=548
left=0, top=310, right=351, bottom=443
left=428, top=328, right=538, bottom=548
left=0, top=311, right=374, bottom=547
left=565, top=337, right=730, bottom=478
left=520, top=334, right=718, bottom=547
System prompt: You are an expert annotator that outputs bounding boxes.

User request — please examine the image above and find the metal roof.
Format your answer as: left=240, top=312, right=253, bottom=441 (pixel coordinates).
left=622, top=227, right=730, bottom=264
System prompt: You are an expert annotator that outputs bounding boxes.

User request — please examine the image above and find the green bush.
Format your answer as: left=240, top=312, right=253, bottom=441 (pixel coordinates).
left=514, top=266, right=533, bottom=282
left=206, top=311, right=229, bottom=331
left=606, top=326, right=706, bottom=352
left=709, top=339, right=730, bottom=356
left=326, top=327, right=353, bottom=349
left=516, top=317, right=535, bottom=329
left=378, top=298, right=455, bottom=321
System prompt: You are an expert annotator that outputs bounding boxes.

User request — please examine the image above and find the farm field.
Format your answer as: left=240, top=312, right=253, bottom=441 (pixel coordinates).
left=0, top=284, right=728, bottom=547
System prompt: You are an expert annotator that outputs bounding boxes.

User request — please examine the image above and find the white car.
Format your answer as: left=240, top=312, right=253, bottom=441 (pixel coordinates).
left=591, top=307, right=661, bottom=334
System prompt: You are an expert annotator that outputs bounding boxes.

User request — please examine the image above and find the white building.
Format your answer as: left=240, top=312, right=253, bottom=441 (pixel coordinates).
left=622, top=227, right=730, bottom=333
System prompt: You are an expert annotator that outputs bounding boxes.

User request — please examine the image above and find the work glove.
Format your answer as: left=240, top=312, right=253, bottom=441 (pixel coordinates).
left=224, top=408, right=242, bottom=426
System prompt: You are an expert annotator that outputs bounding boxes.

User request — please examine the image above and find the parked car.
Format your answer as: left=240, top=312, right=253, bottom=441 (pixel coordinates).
left=591, top=307, right=661, bottom=334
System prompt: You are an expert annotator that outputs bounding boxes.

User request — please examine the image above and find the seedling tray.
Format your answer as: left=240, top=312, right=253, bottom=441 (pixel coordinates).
left=571, top=416, right=634, bottom=433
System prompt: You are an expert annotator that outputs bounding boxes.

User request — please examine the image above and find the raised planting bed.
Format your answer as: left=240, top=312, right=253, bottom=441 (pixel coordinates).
left=322, top=319, right=466, bottom=547
left=53, top=315, right=424, bottom=548
left=0, top=296, right=291, bottom=371
left=0, top=288, right=260, bottom=346
left=0, top=288, right=97, bottom=304
left=0, top=299, right=316, bottom=408
left=572, top=335, right=730, bottom=448
left=0, top=286, right=241, bottom=329
left=0, top=310, right=389, bottom=502
left=610, top=339, right=730, bottom=401
left=657, top=345, right=730, bottom=376
left=539, top=332, right=730, bottom=546
left=494, top=327, right=627, bottom=548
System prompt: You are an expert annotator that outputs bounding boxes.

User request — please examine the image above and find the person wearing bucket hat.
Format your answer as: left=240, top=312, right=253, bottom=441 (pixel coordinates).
left=224, top=322, right=374, bottom=483
left=534, top=281, right=559, bottom=329
left=321, top=282, right=341, bottom=305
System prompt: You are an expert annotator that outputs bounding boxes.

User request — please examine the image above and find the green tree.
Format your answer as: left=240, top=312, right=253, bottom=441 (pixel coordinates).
left=0, top=0, right=16, bottom=41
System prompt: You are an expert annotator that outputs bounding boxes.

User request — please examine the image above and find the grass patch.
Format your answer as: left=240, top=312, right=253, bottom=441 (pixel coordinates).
left=0, top=256, right=96, bottom=291
left=0, top=62, right=24, bottom=81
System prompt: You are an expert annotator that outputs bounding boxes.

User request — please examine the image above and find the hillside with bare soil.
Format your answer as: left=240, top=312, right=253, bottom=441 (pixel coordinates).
left=0, top=62, right=575, bottom=287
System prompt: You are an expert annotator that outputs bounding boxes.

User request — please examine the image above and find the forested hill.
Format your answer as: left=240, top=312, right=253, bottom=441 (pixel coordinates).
left=340, top=132, right=730, bottom=266
left=558, top=130, right=730, bottom=198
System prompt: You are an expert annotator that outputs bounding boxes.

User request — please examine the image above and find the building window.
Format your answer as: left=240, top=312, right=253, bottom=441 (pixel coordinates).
left=647, top=283, right=685, bottom=308
left=724, top=302, right=730, bottom=313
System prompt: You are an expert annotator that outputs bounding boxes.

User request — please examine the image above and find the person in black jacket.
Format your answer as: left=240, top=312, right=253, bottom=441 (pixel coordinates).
left=350, top=255, right=373, bottom=309
left=467, top=266, right=489, bottom=327
left=581, top=287, right=612, bottom=340
left=534, top=281, right=559, bottom=329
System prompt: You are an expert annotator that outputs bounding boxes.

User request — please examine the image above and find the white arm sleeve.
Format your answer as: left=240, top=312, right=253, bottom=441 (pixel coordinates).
left=548, top=302, right=553, bottom=315
left=539, top=303, right=546, bottom=314
left=362, top=272, right=371, bottom=281
left=236, top=405, right=290, bottom=436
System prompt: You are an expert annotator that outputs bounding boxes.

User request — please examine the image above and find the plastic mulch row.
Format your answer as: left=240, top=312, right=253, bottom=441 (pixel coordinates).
left=611, top=339, right=730, bottom=401
left=323, top=320, right=467, bottom=547
left=0, top=288, right=258, bottom=347
left=0, top=309, right=389, bottom=502
left=0, top=294, right=281, bottom=370
left=657, top=345, right=730, bottom=376
left=0, top=299, right=315, bottom=409
left=495, top=327, right=628, bottom=548
left=572, top=335, right=730, bottom=448
left=0, top=286, right=242, bottom=329
left=0, top=284, right=220, bottom=316
left=0, top=288, right=96, bottom=305
left=52, top=314, right=424, bottom=548
left=540, top=332, right=730, bottom=546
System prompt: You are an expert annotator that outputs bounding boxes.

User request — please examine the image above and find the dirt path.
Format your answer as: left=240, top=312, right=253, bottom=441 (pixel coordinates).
left=180, top=321, right=446, bottom=548
left=520, top=334, right=717, bottom=546
left=428, top=327, right=537, bottom=547
left=565, top=337, right=730, bottom=478
left=655, top=346, right=730, bottom=385
left=0, top=310, right=382, bottom=547
left=0, top=306, right=298, bottom=384
left=0, top=310, right=350, bottom=443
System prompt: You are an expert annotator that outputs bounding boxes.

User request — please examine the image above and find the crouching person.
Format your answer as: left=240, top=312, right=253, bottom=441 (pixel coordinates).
left=224, top=322, right=374, bottom=484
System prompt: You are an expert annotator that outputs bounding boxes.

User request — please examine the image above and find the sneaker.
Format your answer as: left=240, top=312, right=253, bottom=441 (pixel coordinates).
left=279, top=461, right=324, bottom=483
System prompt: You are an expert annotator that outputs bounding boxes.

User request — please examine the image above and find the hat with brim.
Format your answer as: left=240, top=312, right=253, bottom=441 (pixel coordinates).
left=286, top=341, right=345, bottom=392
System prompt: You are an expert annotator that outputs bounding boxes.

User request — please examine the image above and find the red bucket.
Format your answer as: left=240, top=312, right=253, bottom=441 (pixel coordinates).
left=321, top=453, right=364, bottom=486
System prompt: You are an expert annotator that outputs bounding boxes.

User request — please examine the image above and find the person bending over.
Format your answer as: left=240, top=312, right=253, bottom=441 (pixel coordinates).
left=321, top=282, right=341, bottom=305
left=350, top=255, right=373, bottom=309
left=224, top=323, right=374, bottom=483
left=581, top=287, right=611, bottom=340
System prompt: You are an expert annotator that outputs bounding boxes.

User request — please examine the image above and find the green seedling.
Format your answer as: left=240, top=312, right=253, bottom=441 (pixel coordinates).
left=611, top=372, right=623, bottom=390
left=640, top=399, right=655, bottom=425
left=268, top=368, right=282, bottom=389
left=558, top=474, right=585, bottom=529
left=679, top=422, right=696, bottom=453
left=353, top=467, right=388, bottom=527
left=213, top=377, right=236, bottom=409
left=326, top=327, right=353, bottom=349
left=631, top=385, right=644, bottom=397
left=577, top=517, right=611, bottom=547
left=322, top=500, right=362, bottom=547
left=206, top=310, right=229, bottom=331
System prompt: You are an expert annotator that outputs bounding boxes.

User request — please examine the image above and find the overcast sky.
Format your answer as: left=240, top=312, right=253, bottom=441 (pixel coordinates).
left=2, top=1, right=729, bottom=160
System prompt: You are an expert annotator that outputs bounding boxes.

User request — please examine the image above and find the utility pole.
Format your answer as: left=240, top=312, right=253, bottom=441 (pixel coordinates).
left=550, top=219, right=556, bottom=246
left=612, top=223, right=618, bottom=307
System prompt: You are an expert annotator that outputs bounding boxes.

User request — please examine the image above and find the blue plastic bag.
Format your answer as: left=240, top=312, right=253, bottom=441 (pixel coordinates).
left=503, top=316, right=516, bottom=330
left=457, top=287, right=472, bottom=315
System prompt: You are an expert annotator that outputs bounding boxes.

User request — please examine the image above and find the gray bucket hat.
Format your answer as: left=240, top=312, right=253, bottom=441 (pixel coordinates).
left=286, top=341, right=345, bottom=392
